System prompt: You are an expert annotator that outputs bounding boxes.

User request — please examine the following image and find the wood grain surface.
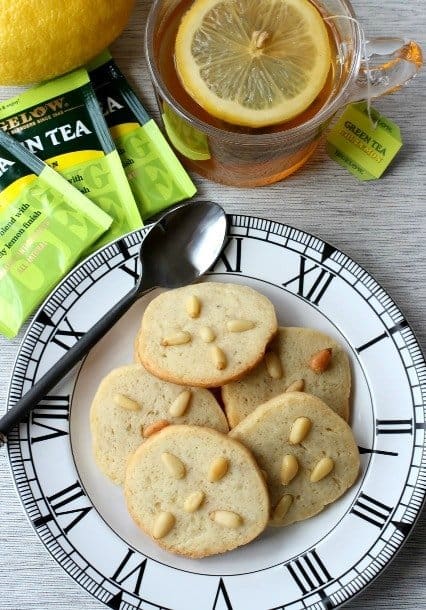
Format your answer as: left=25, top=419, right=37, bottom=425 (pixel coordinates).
left=0, top=0, right=425, bottom=608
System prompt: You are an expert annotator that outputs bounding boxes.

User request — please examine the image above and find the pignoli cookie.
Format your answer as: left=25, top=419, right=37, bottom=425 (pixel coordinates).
left=135, top=282, right=278, bottom=387
left=230, top=392, right=359, bottom=527
left=90, top=364, right=228, bottom=485
left=124, top=425, right=270, bottom=557
left=223, top=327, right=351, bottom=426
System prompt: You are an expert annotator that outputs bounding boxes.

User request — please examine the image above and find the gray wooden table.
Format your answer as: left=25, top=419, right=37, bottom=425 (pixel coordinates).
left=0, top=0, right=425, bottom=608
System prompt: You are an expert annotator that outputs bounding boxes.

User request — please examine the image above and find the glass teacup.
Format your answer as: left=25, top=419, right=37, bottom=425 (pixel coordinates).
left=145, top=0, right=423, bottom=187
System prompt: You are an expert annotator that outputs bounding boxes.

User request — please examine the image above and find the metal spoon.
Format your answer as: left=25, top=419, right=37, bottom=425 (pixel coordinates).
left=0, top=201, right=227, bottom=443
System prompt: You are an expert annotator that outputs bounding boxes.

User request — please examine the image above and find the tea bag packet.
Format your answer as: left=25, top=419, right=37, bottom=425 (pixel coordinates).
left=0, top=130, right=112, bottom=338
left=0, top=69, right=142, bottom=249
left=88, top=51, right=196, bottom=220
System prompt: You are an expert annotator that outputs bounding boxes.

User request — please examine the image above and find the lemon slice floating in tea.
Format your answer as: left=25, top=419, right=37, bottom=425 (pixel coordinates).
left=175, top=0, right=332, bottom=128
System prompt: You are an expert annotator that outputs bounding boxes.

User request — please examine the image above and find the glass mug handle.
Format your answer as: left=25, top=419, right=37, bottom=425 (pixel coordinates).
left=348, top=37, right=423, bottom=103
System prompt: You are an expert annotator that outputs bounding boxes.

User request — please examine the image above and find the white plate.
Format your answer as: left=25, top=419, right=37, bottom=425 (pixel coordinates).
left=6, top=214, right=426, bottom=610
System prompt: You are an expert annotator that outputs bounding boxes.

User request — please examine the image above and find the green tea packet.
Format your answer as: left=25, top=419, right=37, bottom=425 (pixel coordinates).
left=0, top=129, right=112, bottom=338
left=0, top=69, right=142, bottom=249
left=88, top=51, right=196, bottom=220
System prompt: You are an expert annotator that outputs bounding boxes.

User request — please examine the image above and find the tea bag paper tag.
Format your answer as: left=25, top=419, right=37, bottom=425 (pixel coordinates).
left=326, top=102, right=402, bottom=180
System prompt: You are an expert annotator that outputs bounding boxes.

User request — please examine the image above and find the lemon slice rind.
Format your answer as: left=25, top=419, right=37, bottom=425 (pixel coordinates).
left=175, top=0, right=332, bottom=128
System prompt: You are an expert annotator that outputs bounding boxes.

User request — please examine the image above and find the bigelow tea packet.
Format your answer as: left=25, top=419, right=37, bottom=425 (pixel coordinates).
left=0, top=69, right=142, bottom=249
left=0, top=129, right=112, bottom=338
left=88, top=51, right=196, bottom=219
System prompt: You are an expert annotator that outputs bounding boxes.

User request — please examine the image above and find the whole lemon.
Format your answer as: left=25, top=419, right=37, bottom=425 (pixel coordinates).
left=0, top=0, right=136, bottom=85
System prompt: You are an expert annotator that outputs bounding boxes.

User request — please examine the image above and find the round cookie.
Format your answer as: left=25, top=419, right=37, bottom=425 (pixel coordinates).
left=124, top=425, right=270, bottom=557
left=223, top=327, right=351, bottom=427
left=135, top=282, right=278, bottom=387
left=90, top=364, right=229, bottom=485
left=229, top=392, right=359, bottom=527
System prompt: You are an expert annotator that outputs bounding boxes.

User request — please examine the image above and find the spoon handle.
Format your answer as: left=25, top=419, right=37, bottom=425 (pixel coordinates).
left=0, top=286, right=148, bottom=444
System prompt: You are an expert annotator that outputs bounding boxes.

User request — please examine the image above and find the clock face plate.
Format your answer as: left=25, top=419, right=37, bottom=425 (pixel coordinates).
left=6, top=215, right=426, bottom=610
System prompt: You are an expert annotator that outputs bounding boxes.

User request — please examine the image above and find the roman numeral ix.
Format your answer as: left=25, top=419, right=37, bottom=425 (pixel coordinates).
left=283, top=256, right=334, bottom=305
left=31, top=395, right=70, bottom=443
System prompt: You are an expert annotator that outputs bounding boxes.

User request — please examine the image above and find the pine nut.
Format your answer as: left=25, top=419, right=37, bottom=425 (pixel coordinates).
left=161, top=331, right=191, bottom=346
left=286, top=379, right=305, bottom=393
left=184, top=491, right=205, bottom=513
left=309, top=348, right=332, bottom=373
left=113, top=393, right=141, bottom=411
left=169, top=390, right=192, bottom=417
left=210, top=510, right=242, bottom=528
left=186, top=295, right=201, bottom=318
left=281, top=454, right=299, bottom=485
left=153, top=511, right=175, bottom=539
left=208, top=457, right=229, bottom=482
left=310, top=457, right=334, bottom=482
left=260, top=469, right=268, bottom=482
left=272, top=495, right=293, bottom=521
left=265, top=351, right=283, bottom=379
left=161, top=452, right=186, bottom=479
left=212, top=346, right=227, bottom=370
left=200, top=326, right=215, bottom=343
left=226, top=319, right=255, bottom=332
left=142, top=420, right=169, bottom=438
left=289, top=417, right=312, bottom=444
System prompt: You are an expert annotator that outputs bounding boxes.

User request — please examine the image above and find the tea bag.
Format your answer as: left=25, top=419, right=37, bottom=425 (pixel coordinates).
left=0, top=69, right=142, bottom=250
left=0, top=129, right=112, bottom=338
left=88, top=51, right=196, bottom=220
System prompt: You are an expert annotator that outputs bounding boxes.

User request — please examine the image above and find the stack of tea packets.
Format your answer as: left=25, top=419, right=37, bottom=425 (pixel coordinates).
left=0, top=51, right=196, bottom=338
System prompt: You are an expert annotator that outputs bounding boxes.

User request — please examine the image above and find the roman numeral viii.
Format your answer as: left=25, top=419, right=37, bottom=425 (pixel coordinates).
left=31, top=395, right=70, bottom=443
left=283, top=256, right=334, bottom=305
left=33, top=480, right=92, bottom=534
left=350, top=493, right=393, bottom=528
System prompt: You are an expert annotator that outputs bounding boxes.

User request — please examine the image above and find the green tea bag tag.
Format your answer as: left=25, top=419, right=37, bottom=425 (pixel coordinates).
left=326, top=102, right=402, bottom=181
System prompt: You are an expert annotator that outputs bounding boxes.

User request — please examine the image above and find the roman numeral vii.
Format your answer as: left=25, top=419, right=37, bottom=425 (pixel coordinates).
left=33, top=480, right=92, bottom=534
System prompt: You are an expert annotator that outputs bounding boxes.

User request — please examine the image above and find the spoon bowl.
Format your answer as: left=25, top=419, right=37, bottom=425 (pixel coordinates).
left=0, top=200, right=227, bottom=443
left=138, top=200, right=227, bottom=290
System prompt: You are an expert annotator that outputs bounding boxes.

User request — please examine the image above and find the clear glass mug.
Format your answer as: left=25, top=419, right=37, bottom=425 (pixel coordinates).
left=145, top=0, right=423, bottom=187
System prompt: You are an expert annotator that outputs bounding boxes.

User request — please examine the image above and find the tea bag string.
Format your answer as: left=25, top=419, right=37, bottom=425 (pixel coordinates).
left=324, top=15, right=377, bottom=128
